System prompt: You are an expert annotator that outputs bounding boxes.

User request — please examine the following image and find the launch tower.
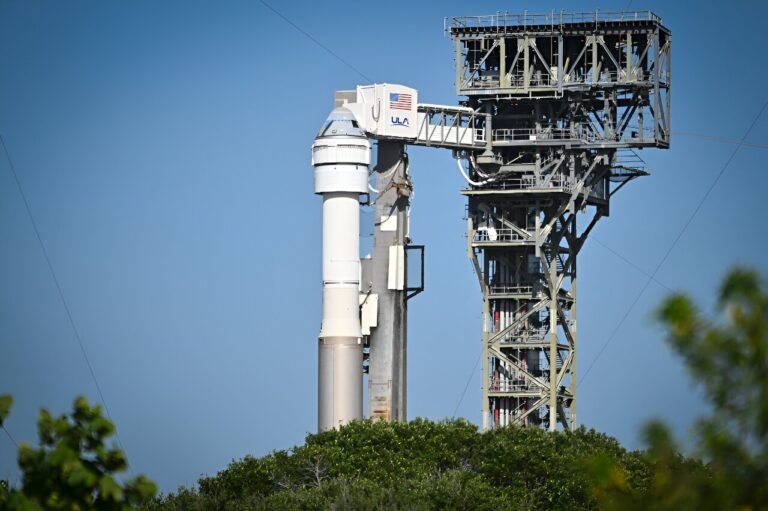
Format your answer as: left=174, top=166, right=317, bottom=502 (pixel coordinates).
left=448, top=11, right=671, bottom=430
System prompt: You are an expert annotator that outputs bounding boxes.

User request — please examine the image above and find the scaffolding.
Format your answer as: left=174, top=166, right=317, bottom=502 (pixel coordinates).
left=448, top=11, right=671, bottom=430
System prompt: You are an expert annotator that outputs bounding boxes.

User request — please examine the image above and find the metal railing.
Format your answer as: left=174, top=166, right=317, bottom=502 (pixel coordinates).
left=463, top=69, right=651, bottom=90
left=476, top=174, right=578, bottom=192
left=420, top=111, right=658, bottom=150
left=464, top=74, right=501, bottom=89
left=492, top=127, right=588, bottom=143
left=490, top=378, right=545, bottom=393
left=489, top=123, right=659, bottom=146
left=496, top=327, right=550, bottom=345
left=491, top=373, right=544, bottom=391
left=488, top=284, right=540, bottom=296
left=505, top=71, right=556, bottom=88
left=474, top=228, right=533, bottom=243
left=612, top=148, right=647, bottom=171
left=448, top=10, right=661, bottom=32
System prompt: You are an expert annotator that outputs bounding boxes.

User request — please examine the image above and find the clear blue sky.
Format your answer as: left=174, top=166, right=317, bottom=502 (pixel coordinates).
left=1, top=0, right=766, bottom=493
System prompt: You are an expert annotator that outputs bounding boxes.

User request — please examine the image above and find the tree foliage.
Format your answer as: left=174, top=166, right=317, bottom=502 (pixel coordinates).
left=147, top=419, right=652, bottom=510
left=0, top=396, right=157, bottom=511
left=148, top=268, right=768, bottom=510
left=591, top=267, right=768, bottom=510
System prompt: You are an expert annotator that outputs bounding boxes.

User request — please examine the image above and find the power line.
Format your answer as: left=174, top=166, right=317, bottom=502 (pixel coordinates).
left=578, top=99, right=768, bottom=385
left=674, top=131, right=768, bottom=150
left=452, top=354, right=481, bottom=418
left=593, top=235, right=714, bottom=317
left=0, top=134, right=131, bottom=470
left=257, top=0, right=373, bottom=83
left=2, top=426, right=17, bottom=448
left=591, top=237, right=671, bottom=291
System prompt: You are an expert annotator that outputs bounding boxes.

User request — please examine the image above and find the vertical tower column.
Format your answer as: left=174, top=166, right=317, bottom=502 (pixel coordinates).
left=367, top=141, right=410, bottom=422
left=464, top=152, right=607, bottom=431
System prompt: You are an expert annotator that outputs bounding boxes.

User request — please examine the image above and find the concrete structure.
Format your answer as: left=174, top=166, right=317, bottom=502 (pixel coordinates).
left=366, top=141, right=410, bottom=422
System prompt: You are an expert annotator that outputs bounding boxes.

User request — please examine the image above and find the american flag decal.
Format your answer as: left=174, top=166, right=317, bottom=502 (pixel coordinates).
left=389, top=92, right=412, bottom=111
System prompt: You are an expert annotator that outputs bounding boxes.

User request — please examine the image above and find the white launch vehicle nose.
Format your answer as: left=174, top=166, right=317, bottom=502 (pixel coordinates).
left=315, top=107, right=366, bottom=139
left=312, top=107, right=370, bottom=196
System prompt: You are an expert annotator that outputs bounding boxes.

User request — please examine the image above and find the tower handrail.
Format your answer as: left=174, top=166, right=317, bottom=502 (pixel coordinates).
left=448, top=11, right=661, bottom=32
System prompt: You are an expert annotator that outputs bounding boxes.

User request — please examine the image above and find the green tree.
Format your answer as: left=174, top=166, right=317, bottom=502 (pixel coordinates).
left=592, top=267, right=768, bottom=510
left=0, top=395, right=156, bottom=511
left=148, top=419, right=652, bottom=510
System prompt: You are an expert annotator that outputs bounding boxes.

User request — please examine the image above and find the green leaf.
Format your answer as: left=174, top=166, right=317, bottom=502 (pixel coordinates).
left=0, top=395, right=12, bottom=426
left=128, top=475, right=158, bottom=500
left=99, top=475, right=124, bottom=501
left=6, top=395, right=158, bottom=509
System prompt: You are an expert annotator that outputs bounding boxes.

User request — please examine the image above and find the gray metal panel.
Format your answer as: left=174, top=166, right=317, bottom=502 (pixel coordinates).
left=366, top=141, right=410, bottom=422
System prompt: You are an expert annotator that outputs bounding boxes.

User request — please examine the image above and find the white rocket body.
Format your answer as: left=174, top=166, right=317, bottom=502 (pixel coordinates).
left=311, top=107, right=370, bottom=431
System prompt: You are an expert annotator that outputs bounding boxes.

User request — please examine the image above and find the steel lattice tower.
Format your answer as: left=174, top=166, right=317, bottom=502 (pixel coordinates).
left=448, top=11, right=671, bottom=431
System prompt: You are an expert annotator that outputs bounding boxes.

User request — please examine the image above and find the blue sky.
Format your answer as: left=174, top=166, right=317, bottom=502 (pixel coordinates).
left=1, top=0, right=767, bottom=493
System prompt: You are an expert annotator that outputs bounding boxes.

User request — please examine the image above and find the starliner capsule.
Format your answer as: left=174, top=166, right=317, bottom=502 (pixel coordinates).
left=311, top=106, right=370, bottom=431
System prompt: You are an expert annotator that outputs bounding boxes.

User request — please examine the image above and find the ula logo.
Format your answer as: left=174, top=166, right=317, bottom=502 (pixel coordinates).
left=391, top=116, right=410, bottom=127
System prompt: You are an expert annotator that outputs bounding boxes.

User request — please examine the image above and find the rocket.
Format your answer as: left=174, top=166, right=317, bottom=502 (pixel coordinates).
left=311, top=106, right=370, bottom=431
